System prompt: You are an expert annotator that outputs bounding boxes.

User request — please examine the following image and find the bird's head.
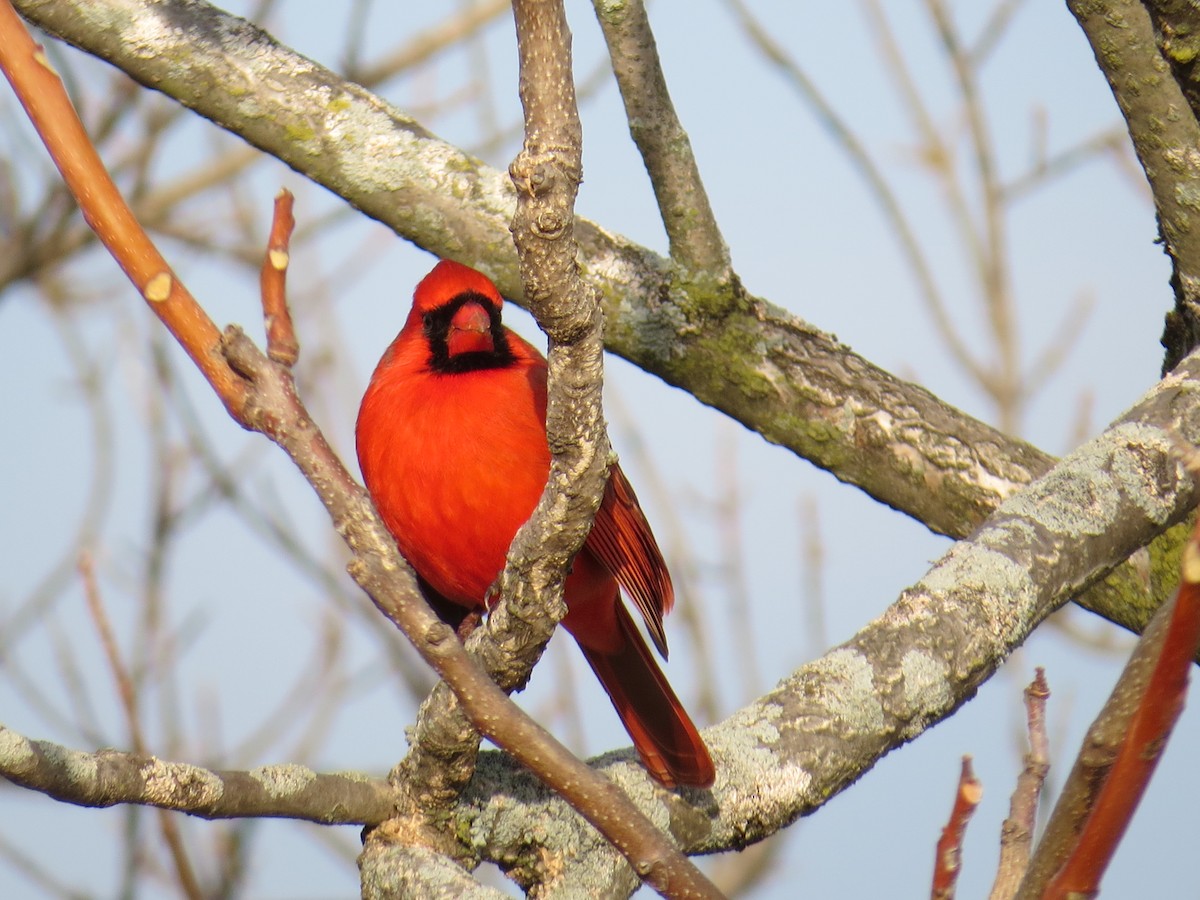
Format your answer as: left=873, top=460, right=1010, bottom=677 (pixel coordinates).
left=409, top=260, right=515, bottom=373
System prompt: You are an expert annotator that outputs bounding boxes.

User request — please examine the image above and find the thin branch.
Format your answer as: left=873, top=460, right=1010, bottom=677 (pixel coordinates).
left=0, top=7, right=247, bottom=415
left=727, top=0, right=987, bottom=387
left=0, top=724, right=398, bottom=824
left=347, top=0, right=511, bottom=88
left=927, top=0, right=1020, bottom=427
left=259, top=188, right=298, bottom=365
left=79, top=554, right=203, bottom=900
left=592, top=0, right=732, bottom=282
left=970, top=0, right=1030, bottom=65
left=989, top=669, right=1051, bottom=900
left=931, top=757, right=982, bottom=900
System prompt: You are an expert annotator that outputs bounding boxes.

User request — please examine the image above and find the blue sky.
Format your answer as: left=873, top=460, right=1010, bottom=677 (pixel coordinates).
left=0, top=2, right=1186, bottom=897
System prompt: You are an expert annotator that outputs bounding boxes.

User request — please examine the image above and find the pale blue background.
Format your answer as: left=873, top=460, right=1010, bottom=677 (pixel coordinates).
left=0, top=2, right=1182, bottom=897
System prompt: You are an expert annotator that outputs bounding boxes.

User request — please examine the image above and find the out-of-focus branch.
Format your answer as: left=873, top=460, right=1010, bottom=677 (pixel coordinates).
left=0, top=724, right=398, bottom=823
left=988, top=669, right=1050, bottom=900
left=927, top=0, right=1019, bottom=424
left=347, top=0, right=510, bottom=88
left=729, top=0, right=985, bottom=387
left=79, top=554, right=202, bottom=900
left=592, top=0, right=732, bottom=285
left=1068, top=0, right=1200, bottom=374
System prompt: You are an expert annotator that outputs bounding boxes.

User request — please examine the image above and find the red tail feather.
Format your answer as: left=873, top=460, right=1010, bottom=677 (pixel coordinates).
left=573, top=603, right=714, bottom=788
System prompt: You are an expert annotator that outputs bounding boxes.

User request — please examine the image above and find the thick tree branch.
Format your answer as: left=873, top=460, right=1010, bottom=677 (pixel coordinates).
left=449, top=347, right=1200, bottom=874
left=389, top=3, right=721, bottom=897
left=1067, top=0, right=1200, bottom=374
left=6, top=0, right=1036, bottom=534
left=9, top=0, right=1182, bottom=651
left=11, top=0, right=1200, bottom=890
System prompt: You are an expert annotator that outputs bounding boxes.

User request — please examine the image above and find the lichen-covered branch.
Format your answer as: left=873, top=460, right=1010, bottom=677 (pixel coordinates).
left=0, top=724, right=397, bottom=823
left=1068, top=0, right=1200, bottom=374
left=451, top=344, right=1200, bottom=877
left=7, top=0, right=1037, bottom=537
left=592, top=0, right=732, bottom=283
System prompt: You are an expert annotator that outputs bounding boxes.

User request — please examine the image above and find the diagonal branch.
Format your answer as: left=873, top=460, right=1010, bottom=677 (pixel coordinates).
left=9, top=0, right=1184, bottom=653
left=451, top=343, right=1200, bottom=878
left=592, top=0, right=732, bottom=283
left=1068, top=0, right=1200, bottom=374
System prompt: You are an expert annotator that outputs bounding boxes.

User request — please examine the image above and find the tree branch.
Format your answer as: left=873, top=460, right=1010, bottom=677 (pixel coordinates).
left=0, top=4, right=722, bottom=894
left=448, top=348, right=1200, bottom=874
left=10, top=0, right=1181, bottom=653
left=1067, top=0, right=1200, bottom=374
left=592, top=0, right=732, bottom=284
left=0, top=724, right=398, bottom=824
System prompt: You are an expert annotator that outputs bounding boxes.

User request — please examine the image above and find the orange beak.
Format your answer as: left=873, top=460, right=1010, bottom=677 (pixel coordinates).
left=446, top=301, right=494, bottom=356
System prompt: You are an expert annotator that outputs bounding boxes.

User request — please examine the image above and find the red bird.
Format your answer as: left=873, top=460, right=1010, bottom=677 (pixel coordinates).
left=356, top=259, right=714, bottom=788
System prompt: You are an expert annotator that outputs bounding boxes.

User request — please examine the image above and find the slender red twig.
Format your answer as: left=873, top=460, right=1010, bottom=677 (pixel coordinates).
left=932, top=756, right=983, bottom=900
left=1045, top=512, right=1200, bottom=897
left=260, top=189, right=299, bottom=366
left=0, top=1, right=247, bottom=417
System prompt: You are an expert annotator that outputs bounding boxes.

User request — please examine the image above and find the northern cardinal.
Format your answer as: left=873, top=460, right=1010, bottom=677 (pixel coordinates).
left=356, top=259, right=714, bottom=788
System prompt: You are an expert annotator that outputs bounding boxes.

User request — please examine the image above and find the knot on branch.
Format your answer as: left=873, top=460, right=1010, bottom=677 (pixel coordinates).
left=509, top=148, right=581, bottom=201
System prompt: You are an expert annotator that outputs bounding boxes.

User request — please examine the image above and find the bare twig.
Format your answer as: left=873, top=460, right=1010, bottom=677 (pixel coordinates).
left=927, top=0, right=1019, bottom=428
left=592, top=0, right=732, bottom=283
left=730, top=0, right=986, bottom=386
left=260, top=188, right=298, bottom=365
left=989, top=668, right=1050, bottom=900
left=931, top=757, right=982, bottom=900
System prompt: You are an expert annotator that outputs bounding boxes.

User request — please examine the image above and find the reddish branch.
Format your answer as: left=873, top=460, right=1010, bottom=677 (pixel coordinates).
left=1041, top=511, right=1200, bottom=898
left=0, top=1, right=247, bottom=418
left=931, top=756, right=982, bottom=900
left=260, top=189, right=299, bottom=366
